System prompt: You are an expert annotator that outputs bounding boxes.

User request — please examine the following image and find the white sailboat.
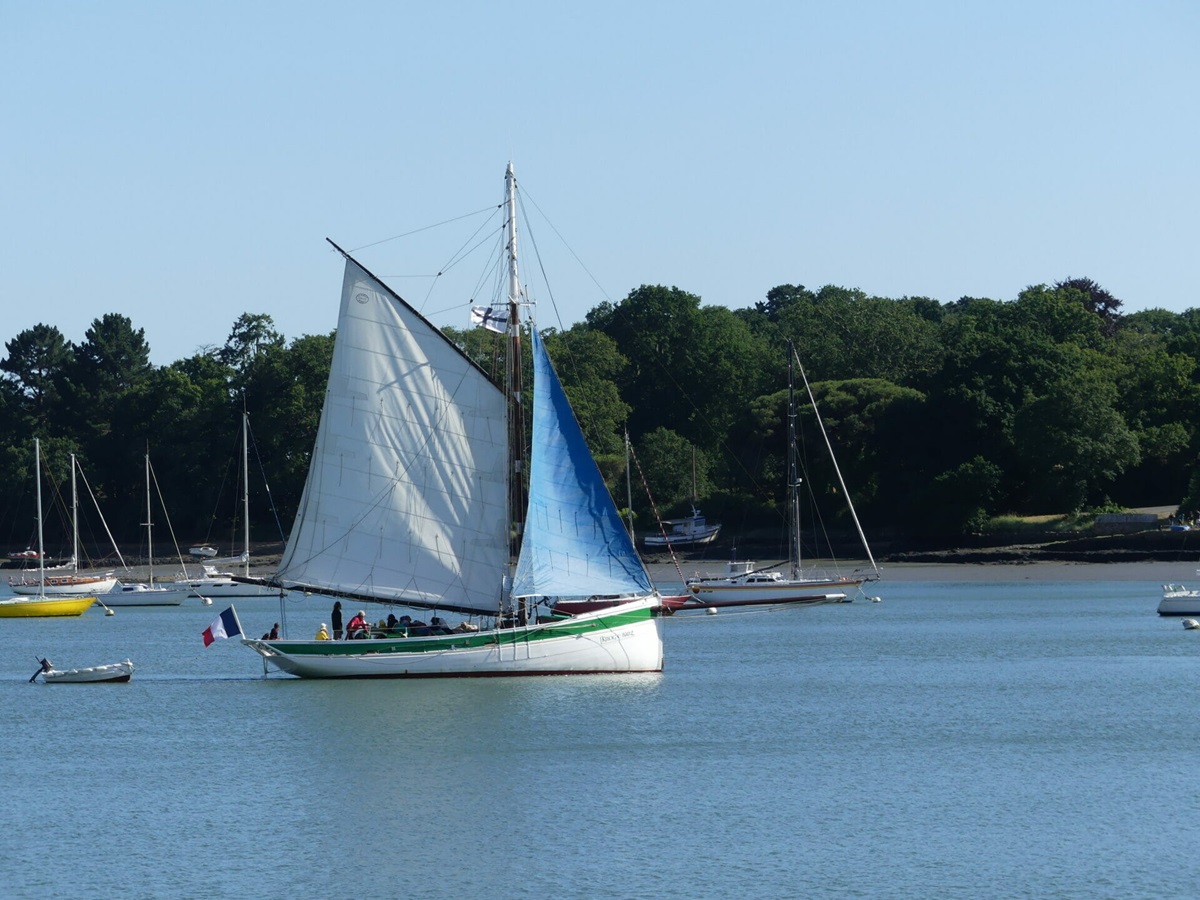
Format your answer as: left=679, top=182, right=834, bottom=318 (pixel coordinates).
left=9, top=453, right=118, bottom=597
left=242, top=164, right=664, bottom=678
left=163, top=413, right=282, bottom=601
left=686, top=343, right=881, bottom=606
left=107, top=454, right=191, bottom=606
left=0, top=440, right=96, bottom=618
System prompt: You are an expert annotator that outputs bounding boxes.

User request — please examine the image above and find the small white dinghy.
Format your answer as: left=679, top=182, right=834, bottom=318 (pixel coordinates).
left=31, top=657, right=134, bottom=684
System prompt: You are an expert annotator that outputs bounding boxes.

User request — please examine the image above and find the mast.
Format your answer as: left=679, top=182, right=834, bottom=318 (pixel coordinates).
left=71, top=453, right=79, bottom=574
left=35, top=439, right=45, bottom=595
left=787, top=343, right=803, bottom=580
left=242, top=410, right=251, bottom=578
left=144, top=451, right=154, bottom=587
left=504, top=163, right=526, bottom=582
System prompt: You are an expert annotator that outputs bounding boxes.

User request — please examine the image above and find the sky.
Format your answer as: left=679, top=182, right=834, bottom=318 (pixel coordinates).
left=3, top=0, right=1198, bottom=366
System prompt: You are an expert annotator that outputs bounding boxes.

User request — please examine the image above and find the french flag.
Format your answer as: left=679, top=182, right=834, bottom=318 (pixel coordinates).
left=202, top=607, right=241, bottom=647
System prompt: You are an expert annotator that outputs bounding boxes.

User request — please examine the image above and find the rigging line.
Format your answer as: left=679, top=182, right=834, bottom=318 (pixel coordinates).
left=147, top=458, right=190, bottom=573
left=416, top=209, right=507, bottom=311
left=347, top=205, right=501, bottom=254
left=244, top=416, right=288, bottom=542
left=627, top=439, right=687, bottom=585
left=792, top=346, right=878, bottom=574
left=73, top=460, right=128, bottom=571
left=517, top=184, right=613, bottom=309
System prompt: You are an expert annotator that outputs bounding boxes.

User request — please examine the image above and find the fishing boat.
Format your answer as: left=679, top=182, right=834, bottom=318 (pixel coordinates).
left=241, top=164, right=664, bottom=678
left=686, top=343, right=881, bottom=606
left=643, top=507, right=722, bottom=548
left=9, top=454, right=118, bottom=596
left=32, top=658, right=134, bottom=683
left=106, top=454, right=191, bottom=606
left=0, top=441, right=97, bottom=618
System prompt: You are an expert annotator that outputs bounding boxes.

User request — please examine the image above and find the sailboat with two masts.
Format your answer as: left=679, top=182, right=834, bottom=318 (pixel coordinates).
left=0, top=440, right=96, bottom=618
left=240, top=164, right=665, bottom=678
left=685, top=342, right=881, bottom=606
left=9, top=453, right=118, bottom=597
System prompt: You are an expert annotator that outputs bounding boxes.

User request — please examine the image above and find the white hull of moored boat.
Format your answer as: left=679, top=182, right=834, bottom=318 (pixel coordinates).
left=166, top=577, right=285, bottom=599
left=245, top=600, right=664, bottom=679
left=1158, top=586, right=1200, bottom=616
left=687, top=577, right=863, bottom=604
left=10, top=575, right=117, bottom=596
left=104, top=584, right=190, bottom=606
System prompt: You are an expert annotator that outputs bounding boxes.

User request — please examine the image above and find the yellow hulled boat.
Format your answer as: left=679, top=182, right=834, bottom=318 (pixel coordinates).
left=0, top=595, right=96, bottom=617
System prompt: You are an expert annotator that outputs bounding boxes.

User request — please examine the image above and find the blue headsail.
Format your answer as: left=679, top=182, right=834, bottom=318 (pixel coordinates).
left=511, top=329, right=654, bottom=599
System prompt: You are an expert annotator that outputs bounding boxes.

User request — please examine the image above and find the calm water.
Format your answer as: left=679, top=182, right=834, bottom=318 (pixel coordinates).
left=2, top=576, right=1198, bottom=899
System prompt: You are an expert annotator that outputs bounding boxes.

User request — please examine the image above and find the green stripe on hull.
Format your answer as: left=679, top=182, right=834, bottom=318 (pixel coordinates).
left=260, top=605, right=658, bottom=657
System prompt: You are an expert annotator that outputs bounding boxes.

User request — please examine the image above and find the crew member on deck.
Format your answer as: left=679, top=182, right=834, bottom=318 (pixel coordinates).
left=346, top=609, right=369, bottom=639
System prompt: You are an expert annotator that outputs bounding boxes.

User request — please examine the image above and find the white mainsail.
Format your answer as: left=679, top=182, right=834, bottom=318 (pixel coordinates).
left=276, top=257, right=510, bottom=614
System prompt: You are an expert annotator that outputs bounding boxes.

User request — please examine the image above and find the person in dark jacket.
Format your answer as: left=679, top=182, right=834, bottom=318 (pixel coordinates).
left=331, top=601, right=343, bottom=640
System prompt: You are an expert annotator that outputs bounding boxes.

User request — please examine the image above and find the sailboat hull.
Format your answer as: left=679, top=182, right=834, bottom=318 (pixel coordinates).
left=0, top=596, right=97, bottom=617
left=686, top=577, right=864, bottom=604
left=245, top=599, right=664, bottom=679
left=10, top=575, right=117, bottom=596
left=104, top=584, right=190, bottom=606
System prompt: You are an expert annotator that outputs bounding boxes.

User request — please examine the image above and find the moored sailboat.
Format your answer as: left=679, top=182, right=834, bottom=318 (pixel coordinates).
left=162, top=413, right=282, bottom=601
left=9, top=454, right=117, bottom=597
left=0, top=440, right=96, bottom=618
left=241, top=164, right=664, bottom=678
left=686, top=343, right=881, bottom=607
left=106, top=453, right=191, bottom=606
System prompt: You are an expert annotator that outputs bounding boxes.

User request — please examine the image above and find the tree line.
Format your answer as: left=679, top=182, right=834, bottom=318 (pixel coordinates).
left=2, top=276, right=1197, bottom=559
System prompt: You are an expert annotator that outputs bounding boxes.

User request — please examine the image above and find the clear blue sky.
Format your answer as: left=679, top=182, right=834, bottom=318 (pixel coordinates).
left=4, top=0, right=1197, bottom=365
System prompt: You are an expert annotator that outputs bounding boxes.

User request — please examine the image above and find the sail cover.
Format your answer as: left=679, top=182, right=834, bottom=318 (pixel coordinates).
left=511, top=329, right=653, bottom=599
left=277, top=258, right=510, bottom=614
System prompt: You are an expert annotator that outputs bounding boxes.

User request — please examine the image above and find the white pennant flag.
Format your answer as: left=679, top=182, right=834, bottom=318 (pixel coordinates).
left=470, top=305, right=509, bottom=333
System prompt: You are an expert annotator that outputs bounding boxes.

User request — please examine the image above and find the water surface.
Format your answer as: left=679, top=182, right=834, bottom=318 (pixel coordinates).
left=2, top=578, right=1196, bottom=898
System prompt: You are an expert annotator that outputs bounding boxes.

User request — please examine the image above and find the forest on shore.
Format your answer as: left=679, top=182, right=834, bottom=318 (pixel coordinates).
left=2, top=275, right=1198, bottom=560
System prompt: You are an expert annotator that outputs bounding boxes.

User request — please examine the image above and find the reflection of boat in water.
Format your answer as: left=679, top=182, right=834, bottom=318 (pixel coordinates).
left=644, top=507, right=722, bottom=548
left=687, top=343, right=880, bottom=606
left=241, top=164, right=664, bottom=678
left=32, top=658, right=134, bottom=684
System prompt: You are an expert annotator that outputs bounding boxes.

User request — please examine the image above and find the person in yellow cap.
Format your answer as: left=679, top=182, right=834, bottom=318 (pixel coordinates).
left=315, top=622, right=330, bottom=641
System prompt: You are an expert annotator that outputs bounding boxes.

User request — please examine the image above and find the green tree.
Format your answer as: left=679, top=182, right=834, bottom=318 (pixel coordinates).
left=634, top=426, right=713, bottom=519
left=543, top=327, right=631, bottom=459
left=0, top=324, right=72, bottom=430
left=1011, top=376, right=1140, bottom=511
